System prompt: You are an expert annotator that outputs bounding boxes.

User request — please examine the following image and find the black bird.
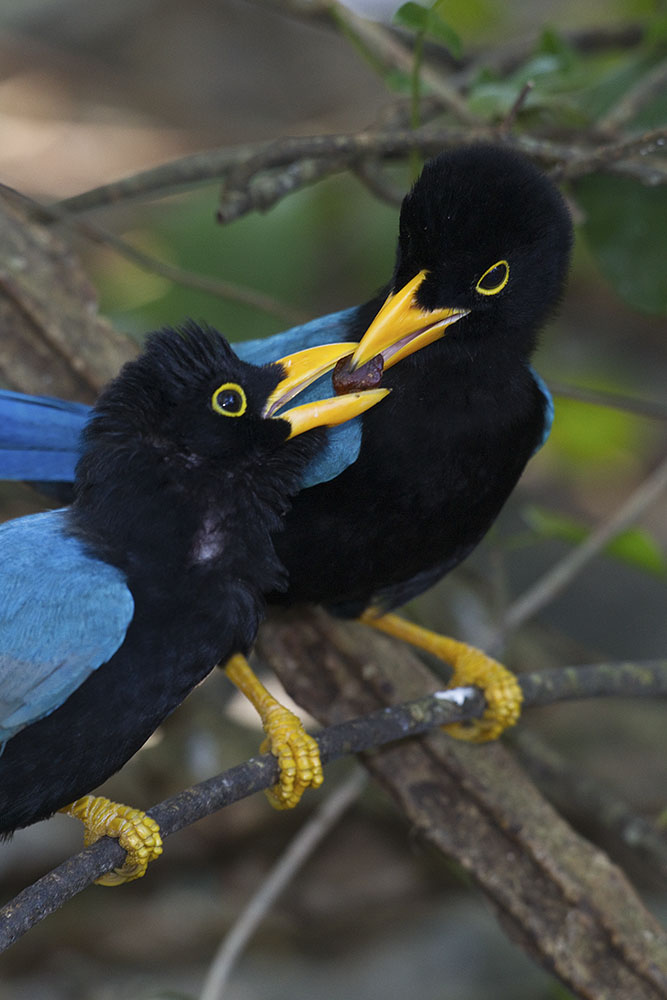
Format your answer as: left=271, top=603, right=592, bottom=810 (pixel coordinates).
left=0, top=325, right=387, bottom=882
left=0, top=146, right=573, bottom=801
left=269, top=143, right=573, bottom=740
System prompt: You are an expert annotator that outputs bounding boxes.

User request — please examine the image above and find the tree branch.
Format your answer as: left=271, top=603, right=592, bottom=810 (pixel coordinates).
left=514, top=731, right=667, bottom=883
left=53, top=142, right=273, bottom=217
left=216, top=127, right=667, bottom=223
left=598, top=60, right=667, bottom=133
left=257, top=611, right=667, bottom=1000
left=0, top=638, right=665, bottom=958
left=550, top=380, right=667, bottom=422
left=0, top=185, right=306, bottom=326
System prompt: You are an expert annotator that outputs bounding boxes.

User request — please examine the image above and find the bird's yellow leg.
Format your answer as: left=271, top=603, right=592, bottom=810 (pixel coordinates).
left=60, top=795, right=162, bottom=886
left=224, top=653, right=323, bottom=810
left=359, top=611, right=522, bottom=742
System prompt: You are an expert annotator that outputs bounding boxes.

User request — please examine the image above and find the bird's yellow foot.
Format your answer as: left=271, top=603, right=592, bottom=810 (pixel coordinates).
left=224, top=653, right=323, bottom=809
left=60, top=794, right=163, bottom=885
left=360, top=611, right=523, bottom=742
left=259, top=703, right=324, bottom=809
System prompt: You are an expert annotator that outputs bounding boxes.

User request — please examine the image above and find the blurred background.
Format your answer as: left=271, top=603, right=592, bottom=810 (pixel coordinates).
left=0, top=0, right=665, bottom=997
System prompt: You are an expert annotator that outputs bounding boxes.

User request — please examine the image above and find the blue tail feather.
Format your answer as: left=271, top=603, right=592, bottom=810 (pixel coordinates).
left=0, top=390, right=89, bottom=481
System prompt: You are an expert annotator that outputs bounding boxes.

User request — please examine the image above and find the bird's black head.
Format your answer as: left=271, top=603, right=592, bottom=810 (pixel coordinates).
left=72, top=323, right=387, bottom=577
left=85, top=322, right=297, bottom=467
left=399, top=145, right=572, bottom=348
left=72, top=324, right=316, bottom=573
left=350, top=144, right=573, bottom=373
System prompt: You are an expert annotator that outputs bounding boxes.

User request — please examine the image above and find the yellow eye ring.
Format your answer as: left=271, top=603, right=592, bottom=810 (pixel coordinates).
left=211, top=382, right=247, bottom=417
left=476, top=260, right=509, bottom=296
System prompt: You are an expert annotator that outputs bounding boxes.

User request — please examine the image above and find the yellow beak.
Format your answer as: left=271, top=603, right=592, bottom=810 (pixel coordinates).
left=349, top=270, right=469, bottom=371
left=263, top=341, right=390, bottom=439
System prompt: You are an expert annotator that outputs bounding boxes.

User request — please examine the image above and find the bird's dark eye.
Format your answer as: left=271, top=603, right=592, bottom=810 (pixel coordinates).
left=211, top=382, right=247, bottom=417
left=476, top=260, right=509, bottom=296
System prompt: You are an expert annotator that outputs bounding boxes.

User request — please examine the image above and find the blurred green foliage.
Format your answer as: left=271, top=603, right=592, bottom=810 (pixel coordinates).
left=95, top=176, right=398, bottom=342
left=549, top=396, right=656, bottom=477
left=394, top=2, right=463, bottom=57
left=576, top=175, right=667, bottom=315
left=524, top=504, right=667, bottom=576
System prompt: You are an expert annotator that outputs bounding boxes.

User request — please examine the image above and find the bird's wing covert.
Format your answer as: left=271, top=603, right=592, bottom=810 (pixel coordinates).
left=235, top=309, right=364, bottom=487
left=0, top=390, right=90, bottom=481
left=530, top=368, right=554, bottom=453
left=0, top=509, right=134, bottom=744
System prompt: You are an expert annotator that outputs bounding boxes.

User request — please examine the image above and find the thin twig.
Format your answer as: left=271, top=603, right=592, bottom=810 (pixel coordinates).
left=1, top=659, right=666, bottom=952
left=0, top=184, right=305, bottom=326
left=53, top=142, right=272, bottom=217
left=550, top=380, right=667, bottom=421
left=199, top=768, right=367, bottom=1000
left=78, top=226, right=307, bottom=325
left=598, top=60, right=667, bottom=133
left=331, top=2, right=478, bottom=125
left=352, top=159, right=406, bottom=207
left=499, top=80, right=535, bottom=133
left=498, top=454, right=667, bottom=640
left=552, top=126, right=667, bottom=181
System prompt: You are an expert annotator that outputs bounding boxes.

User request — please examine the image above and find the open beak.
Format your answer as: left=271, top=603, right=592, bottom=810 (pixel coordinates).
left=263, top=341, right=390, bottom=440
left=349, top=270, right=469, bottom=371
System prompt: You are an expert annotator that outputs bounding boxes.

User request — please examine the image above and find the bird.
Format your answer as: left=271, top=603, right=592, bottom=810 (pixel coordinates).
left=0, top=145, right=572, bottom=798
left=0, top=323, right=388, bottom=883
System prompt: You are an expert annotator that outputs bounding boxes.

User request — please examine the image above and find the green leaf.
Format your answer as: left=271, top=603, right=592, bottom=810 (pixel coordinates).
left=538, top=27, right=576, bottom=66
left=523, top=506, right=667, bottom=577
left=394, top=1, right=429, bottom=32
left=425, top=5, right=463, bottom=57
left=384, top=67, right=415, bottom=93
left=394, top=1, right=463, bottom=56
left=608, top=528, right=667, bottom=577
left=645, top=12, right=667, bottom=44
left=576, top=175, right=667, bottom=316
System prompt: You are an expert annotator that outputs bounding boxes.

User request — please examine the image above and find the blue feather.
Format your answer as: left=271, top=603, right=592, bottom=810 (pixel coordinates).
left=235, top=309, right=362, bottom=487
left=531, top=370, right=554, bottom=451
left=0, top=390, right=87, bottom=482
left=0, top=315, right=552, bottom=488
left=0, top=311, right=364, bottom=489
left=0, top=509, right=134, bottom=744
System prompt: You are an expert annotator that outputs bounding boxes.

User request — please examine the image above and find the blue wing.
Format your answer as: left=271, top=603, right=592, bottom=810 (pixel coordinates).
left=0, top=319, right=552, bottom=490
left=0, top=509, right=134, bottom=745
left=0, top=309, right=361, bottom=490
left=235, top=308, right=362, bottom=487
left=0, top=390, right=89, bottom=481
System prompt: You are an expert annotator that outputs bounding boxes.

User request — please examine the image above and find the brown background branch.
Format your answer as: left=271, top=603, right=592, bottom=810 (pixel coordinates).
left=256, top=610, right=667, bottom=1000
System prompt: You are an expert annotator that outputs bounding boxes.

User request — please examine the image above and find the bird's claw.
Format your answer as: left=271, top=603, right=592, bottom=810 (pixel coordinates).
left=61, top=794, right=163, bottom=885
left=443, top=645, right=523, bottom=742
left=260, top=704, right=323, bottom=810
left=361, top=613, right=522, bottom=743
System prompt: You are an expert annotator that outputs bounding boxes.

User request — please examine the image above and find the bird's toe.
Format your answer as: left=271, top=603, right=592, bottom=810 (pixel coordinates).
left=260, top=704, right=323, bottom=810
left=61, top=794, right=163, bottom=885
left=443, top=646, right=523, bottom=742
